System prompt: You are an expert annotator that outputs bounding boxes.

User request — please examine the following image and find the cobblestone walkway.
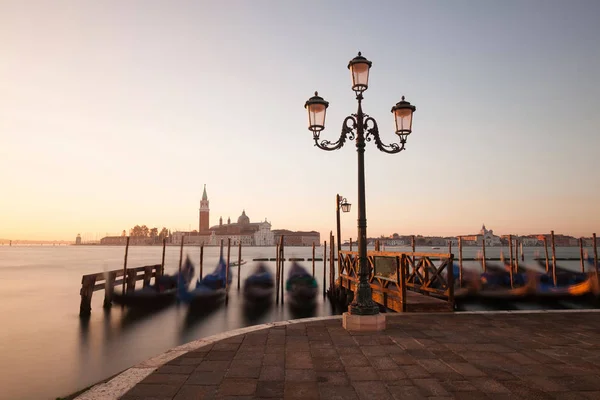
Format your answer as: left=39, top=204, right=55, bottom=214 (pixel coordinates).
left=122, top=311, right=600, bottom=399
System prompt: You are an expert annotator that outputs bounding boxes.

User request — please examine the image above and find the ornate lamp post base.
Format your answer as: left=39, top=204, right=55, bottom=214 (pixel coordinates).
left=343, top=312, right=386, bottom=332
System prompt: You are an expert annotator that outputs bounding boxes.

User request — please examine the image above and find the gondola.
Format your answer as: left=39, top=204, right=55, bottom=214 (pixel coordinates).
left=243, top=263, right=274, bottom=305
left=286, top=262, right=318, bottom=309
left=112, top=258, right=194, bottom=308
left=178, top=256, right=231, bottom=311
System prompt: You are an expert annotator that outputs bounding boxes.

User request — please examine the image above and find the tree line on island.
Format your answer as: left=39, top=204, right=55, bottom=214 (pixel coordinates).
left=126, top=225, right=170, bottom=242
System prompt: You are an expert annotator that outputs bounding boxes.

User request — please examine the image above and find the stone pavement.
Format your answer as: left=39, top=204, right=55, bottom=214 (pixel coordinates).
left=122, top=311, right=600, bottom=399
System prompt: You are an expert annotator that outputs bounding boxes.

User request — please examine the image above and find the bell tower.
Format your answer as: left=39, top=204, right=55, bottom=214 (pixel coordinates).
left=199, top=184, right=210, bottom=231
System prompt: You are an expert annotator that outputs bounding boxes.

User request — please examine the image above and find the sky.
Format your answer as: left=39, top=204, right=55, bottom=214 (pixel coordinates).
left=1, top=0, right=600, bottom=242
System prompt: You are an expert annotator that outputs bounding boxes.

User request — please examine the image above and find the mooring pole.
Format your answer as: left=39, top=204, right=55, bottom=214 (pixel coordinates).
left=199, top=243, right=204, bottom=280
left=580, top=238, right=585, bottom=273
left=275, top=243, right=280, bottom=304
left=508, top=234, right=513, bottom=273
left=226, top=238, right=231, bottom=304
left=349, top=238, right=353, bottom=252
left=280, top=235, right=285, bottom=305
left=312, top=242, right=316, bottom=277
left=481, top=237, right=487, bottom=272
left=551, top=230, right=557, bottom=286
left=593, top=233, right=598, bottom=279
left=458, top=237, right=463, bottom=288
left=160, top=237, right=166, bottom=276
left=237, top=241, right=242, bottom=290
left=122, top=236, right=130, bottom=294
left=178, top=236, right=184, bottom=277
left=323, top=240, right=327, bottom=297
left=543, top=237, right=549, bottom=272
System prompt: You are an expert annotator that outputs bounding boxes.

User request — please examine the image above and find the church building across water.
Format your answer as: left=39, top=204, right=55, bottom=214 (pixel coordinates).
left=170, top=185, right=314, bottom=246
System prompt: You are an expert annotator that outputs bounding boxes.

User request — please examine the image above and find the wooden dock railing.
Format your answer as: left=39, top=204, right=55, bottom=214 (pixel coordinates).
left=79, top=264, right=162, bottom=316
left=338, top=250, right=454, bottom=312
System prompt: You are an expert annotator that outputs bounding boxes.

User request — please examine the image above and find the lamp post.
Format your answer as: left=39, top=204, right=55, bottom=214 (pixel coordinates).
left=304, top=53, right=416, bottom=316
left=336, top=194, right=351, bottom=255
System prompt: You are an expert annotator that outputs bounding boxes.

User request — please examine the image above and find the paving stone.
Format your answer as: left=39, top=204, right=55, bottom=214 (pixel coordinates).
left=141, top=373, right=188, bottom=385
left=186, top=370, right=225, bottom=385
left=194, top=360, right=230, bottom=372
left=317, top=384, right=359, bottom=400
left=123, top=383, right=182, bottom=398
left=205, top=351, right=236, bottom=361
left=259, top=365, right=285, bottom=381
left=339, top=354, right=370, bottom=367
left=345, top=366, right=380, bottom=381
left=283, top=381, right=319, bottom=399
left=352, top=381, right=393, bottom=400
left=285, top=368, right=316, bottom=382
left=263, top=353, right=285, bottom=366
left=217, top=378, right=257, bottom=396
left=439, top=379, right=479, bottom=392
left=173, top=384, right=218, bottom=400
left=285, top=352, right=313, bottom=369
left=386, top=384, right=423, bottom=400
left=256, top=380, right=284, bottom=398
left=467, top=377, right=510, bottom=393
left=446, top=362, right=486, bottom=377
left=155, top=365, right=196, bottom=375
left=412, top=378, right=450, bottom=397
left=315, top=371, right=349, bottom=385
left=368, top=356, right=398, bottom=370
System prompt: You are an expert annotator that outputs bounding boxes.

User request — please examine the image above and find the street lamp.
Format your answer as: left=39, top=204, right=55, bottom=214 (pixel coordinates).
left=336, top=194, right=351, bottom=255
left=304, top=52, right=416, bottom=316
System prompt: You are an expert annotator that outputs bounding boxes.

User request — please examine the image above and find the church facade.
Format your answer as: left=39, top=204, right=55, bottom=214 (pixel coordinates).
left=461, top=224, right=502, bottom=246
left=170, top=186, right=275, bottom=246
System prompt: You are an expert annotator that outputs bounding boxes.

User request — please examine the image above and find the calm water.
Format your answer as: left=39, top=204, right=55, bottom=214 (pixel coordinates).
left=0, top=244, right=595, bottom=399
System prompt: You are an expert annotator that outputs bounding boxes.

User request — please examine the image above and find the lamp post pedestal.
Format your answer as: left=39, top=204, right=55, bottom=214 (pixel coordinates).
left=343, top=312, right=386, bottom=331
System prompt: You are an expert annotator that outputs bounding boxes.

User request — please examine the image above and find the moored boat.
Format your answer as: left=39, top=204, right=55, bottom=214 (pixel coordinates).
left=286, top=262, right=318, bottom=308
left=243, top=263, right=274, bottom=305
left=178, top=256, right=231, bottom=311
left=112, top=258, right=194, bottom=308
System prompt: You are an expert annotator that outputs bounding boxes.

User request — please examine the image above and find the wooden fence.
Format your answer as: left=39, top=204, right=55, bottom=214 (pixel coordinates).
left=337, top=251, right=454, bottom=312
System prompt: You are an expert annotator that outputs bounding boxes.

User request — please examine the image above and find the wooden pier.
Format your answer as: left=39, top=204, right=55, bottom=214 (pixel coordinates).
left=334, top=250, right=454, bottom=313
left=79, top=264, right=162, bottom=316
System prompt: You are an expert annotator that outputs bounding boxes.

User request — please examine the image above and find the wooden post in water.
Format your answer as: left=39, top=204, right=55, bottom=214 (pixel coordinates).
left=515, top=239, right=520, bottom=272
left=593, top=233, right=598, bottom=278
left=349, top=238, right=353, bottom=251
left=275, top=243, right=280, bottom=304
left=237, top=241, right=242, bottom=290
left=551, top=230, right=557, bottom=286
left=411, top=235, right=416, bottom=271
left=323, top=240, right=327, bottom=297
left=312, top=242, right=316, bottom=277
left=330, top=232, right=335, bottom=297
left=543, top=237, right=550, bottom=272
left=458, top=237, right=463, bottom=288
left=103, top=272, right=115, bottom=309
left=178, top=236, right=184, bottom=277
left=226, top=238, right=231, bottom=304
left=520, top=241, right=524, bottom=262
left=508, top=235, right=513, bottom=273
left=280, top=236, right=285, bottom=304
left=122, top=236, right=130, bottom=295
left=80, top=275, right=96, bottom=316
left=199, top=244, right=204, bottom=280
left=160, top=238, right=166, bottom=276
left=580, top=238, right=585, bottom=273
left=481, top=237, right=487, bottom=272
left=375, top=239, right=380, bottom=251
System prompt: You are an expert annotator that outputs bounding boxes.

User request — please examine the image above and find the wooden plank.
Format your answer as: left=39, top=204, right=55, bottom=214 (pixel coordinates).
left=341, top=250, right=452, bottom=258
left=82, top=265, right=161, bottom=281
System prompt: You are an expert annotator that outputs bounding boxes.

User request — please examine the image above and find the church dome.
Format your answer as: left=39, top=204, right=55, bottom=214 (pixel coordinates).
left=237, top=210, right=250, bottom=225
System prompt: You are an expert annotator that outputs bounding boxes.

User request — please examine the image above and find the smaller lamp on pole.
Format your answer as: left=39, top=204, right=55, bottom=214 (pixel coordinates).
left=391, top=96, right=416, bottom=136
left=348, top=52, right=372, bottom=93
left=304, top=92, right=329, bottom=135
left=340, top=199, right=351, bottom=213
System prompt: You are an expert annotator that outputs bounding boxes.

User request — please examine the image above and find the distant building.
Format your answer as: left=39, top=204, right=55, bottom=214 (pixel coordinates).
left=272, top=230, right=320, bottom=246
left=461, top=224, right=502, bottom=246
left=75, top=234, right=82, bottom=245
